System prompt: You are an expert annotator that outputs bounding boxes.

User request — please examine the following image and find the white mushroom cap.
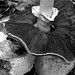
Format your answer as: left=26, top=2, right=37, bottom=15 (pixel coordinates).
left=0, top=32, right=7, bottom=43
left=9, top=54, right=35, bottom=75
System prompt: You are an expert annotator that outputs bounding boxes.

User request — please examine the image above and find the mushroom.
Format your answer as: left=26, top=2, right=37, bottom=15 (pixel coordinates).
left=0, top=0, right=75, bottom=75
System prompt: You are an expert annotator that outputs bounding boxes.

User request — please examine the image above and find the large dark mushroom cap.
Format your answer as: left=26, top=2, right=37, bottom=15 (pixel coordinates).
left=3, top=0, right=75, bottom=62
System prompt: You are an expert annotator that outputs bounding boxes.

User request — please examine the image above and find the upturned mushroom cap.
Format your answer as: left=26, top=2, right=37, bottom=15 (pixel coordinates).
left=4, top=0, right=75, bottom=62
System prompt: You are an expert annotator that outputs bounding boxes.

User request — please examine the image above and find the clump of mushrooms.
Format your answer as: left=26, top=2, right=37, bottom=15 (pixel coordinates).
left=0, top=0, right=75, bottom=75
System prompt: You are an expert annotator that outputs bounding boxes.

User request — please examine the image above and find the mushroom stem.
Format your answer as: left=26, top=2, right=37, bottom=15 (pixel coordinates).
left=39, top=0, right=54, bottom=19
left=34, top=0, right=54, bottom=32
left=35, top=14, right=50, bottom=32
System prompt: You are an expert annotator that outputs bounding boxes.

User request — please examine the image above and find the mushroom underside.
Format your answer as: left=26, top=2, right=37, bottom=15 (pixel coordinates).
left=5, top=22, right=75, bottom=61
